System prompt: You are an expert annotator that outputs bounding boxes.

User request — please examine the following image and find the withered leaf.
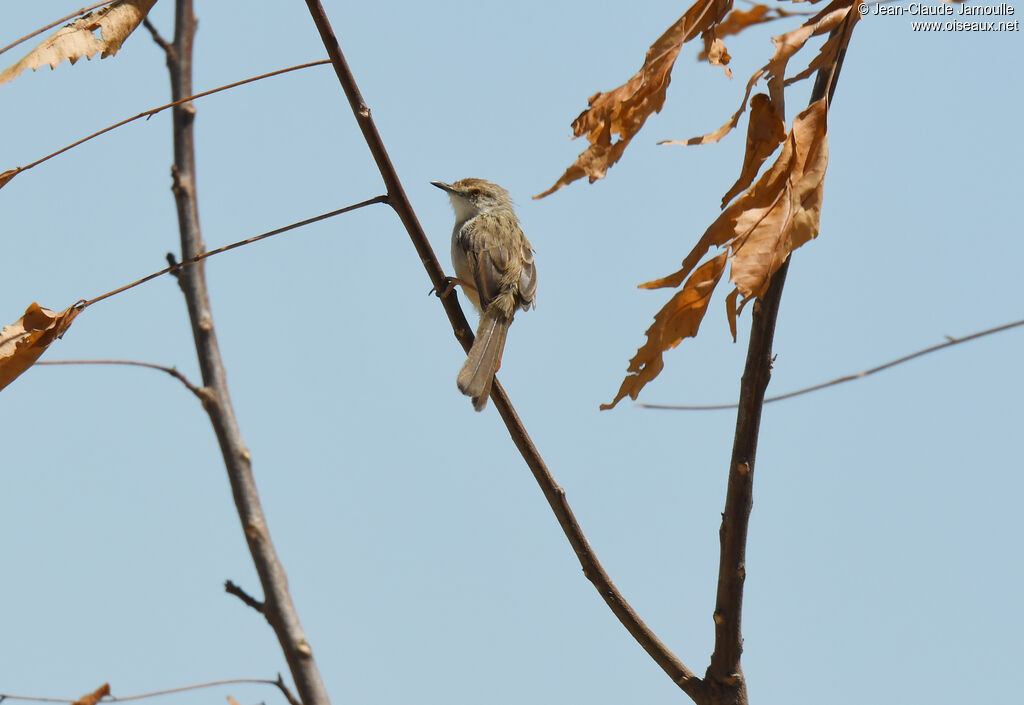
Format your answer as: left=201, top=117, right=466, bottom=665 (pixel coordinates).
left=606, top=99, right=829, bottom=408
left=784, top=4, right=861, bottom=90
left=660, top=67, right=765, bottom=147
left=719, top=93, right=786, bottom=207
left=536, top=0, right=733, bottom=198
left=0, top=168, right=20, bottom=190
left=726, top=98, right=829, bottom=306
left=72, top=683, right=111, bottom=705
left=0, top=302, right=82, bottom=392
left=701, top=27, right=732, bottom=78
left=602, top=251, right=729, bottom=409
left=664, top=0, right=853, bottom=147
left=765, top=0, right=856, bottom=119
left=0, top=0, right=158, bottom=87
left=698, top=4, right=801, bottom=59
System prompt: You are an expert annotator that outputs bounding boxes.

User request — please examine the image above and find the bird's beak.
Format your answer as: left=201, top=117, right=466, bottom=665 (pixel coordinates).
left=431, top=180, right=457, bottom=194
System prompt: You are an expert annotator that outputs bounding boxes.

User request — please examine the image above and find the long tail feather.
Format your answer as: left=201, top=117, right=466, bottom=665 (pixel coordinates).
left=457, top=312, right=510, bottom=411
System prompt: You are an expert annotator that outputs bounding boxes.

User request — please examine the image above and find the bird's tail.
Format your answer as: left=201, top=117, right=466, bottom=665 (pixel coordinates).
left=457, top=311, right=510, bottom=411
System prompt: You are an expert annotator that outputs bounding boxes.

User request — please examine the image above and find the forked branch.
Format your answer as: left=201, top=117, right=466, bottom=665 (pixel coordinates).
left=151, top=2, right=329, bottom=704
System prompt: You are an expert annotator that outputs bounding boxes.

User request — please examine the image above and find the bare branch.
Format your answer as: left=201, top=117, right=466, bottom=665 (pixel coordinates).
left=639, top=318, right=1024, bottom=411
left=80, top=197, right=386, bottom=309
left=1, top=59, right=329, bottom=188
left=272, top=674, right=303, bottom=705
left=155, top=3, right=330, bottom=704
left=302, top=1, right=704, bottom=700
left=35, top=358, right=206, bottom=399
left=0, top=679, right=285, bottom=704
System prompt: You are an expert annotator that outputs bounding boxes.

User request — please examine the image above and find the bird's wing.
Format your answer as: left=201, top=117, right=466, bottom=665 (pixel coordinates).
left=517, top=235, right=537, bottom=310
left=459, top=211, right=516, bottom=315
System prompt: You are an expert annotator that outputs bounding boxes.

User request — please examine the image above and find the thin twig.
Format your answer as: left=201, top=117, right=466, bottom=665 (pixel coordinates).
left=272, top=674, right=302, bottom=705
left=302, top=1, right=703, bottom=699
left=225, top=579, right=266, bottom=614
left=639, top=318, right=1024, bottom=411
left=0, top=679, right=282, bottom=704
left=155, top=4, right=330, bottom=704
left=141, top=17, right=171, bottom=53
left=0, top=1, right=118, bottom=57
left=1, top=60, right=330, bottom=186
left=80, top=196, right=387, bottom=308
left=35, top=359, right=205, bottom=399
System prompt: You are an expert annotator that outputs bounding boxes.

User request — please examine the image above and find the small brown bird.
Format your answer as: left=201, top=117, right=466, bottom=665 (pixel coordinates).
left=432, top=178, right=537, bottom=411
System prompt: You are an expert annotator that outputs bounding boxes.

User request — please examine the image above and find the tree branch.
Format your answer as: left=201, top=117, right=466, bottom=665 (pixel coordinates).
left=705, top=28, right=852, bottom=704
left=301, top=0, right=704, bottom=699
left=35, top=358, right=206, bottom=399
left=154, top=3, right=329, bottom=704
left=639, top=318, right=1024, bottom=411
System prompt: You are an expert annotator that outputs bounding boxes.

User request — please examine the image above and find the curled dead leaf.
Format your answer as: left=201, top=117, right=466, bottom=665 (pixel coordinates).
left=0, top=0, right=158, bottom=87
left=727, top=98, right=829, bottom=306
left=720, top=93, right=786, bottom=207
left=663, top=0, right=855, bottom=147
left=606, top=99, right=829, bottom=409
left=602, top=251, right=729, bottom=409
left=701, top=27, right=732, bottom=78
left=765, top=0, right=856, bottom=118
left=0, top=302, right=83, bottom=391
left=71, top=683, right=111, bottom=705
left=697, top=4, right=802, bottom=60
left=0, top=167, right=20, bottom=190
left=536, top=0, right=733, bottom=198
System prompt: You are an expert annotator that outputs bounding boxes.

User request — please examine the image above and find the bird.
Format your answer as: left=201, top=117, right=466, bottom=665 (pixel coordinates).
left=432, top=178, right=537, bottom=411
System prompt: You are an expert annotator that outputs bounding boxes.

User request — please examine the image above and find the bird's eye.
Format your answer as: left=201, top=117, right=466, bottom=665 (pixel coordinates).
left=469, top=189, right=481, bottom=198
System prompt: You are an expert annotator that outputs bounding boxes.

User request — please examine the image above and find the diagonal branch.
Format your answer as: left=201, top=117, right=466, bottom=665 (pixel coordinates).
left=301, top=1, right=704, bottom=700
left=153, top=3, right=329, bottom=704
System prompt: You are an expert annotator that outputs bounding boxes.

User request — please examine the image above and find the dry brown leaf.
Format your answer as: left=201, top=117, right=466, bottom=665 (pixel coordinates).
left=602, top=251, right=729, bottom=409
left=605, top=99, right=829, bottom=408
left=720, top=93, right=786, bottom=207
left=727, top=98, right=828, bottom=307
left=0, top=302, right=83, bottom=392
left=765, top=0, right=855, bottom=119
left=664, top=0, right=852, bottom=148
left=784, top=4, right=861, bottom=90
left=0, top=168, right=20, bottom=189
left=701, top=27, right=732, bottom=78
left=536, top=0, right=733, bottom=198
left=71, top=683, right=111, bottom=705
left=701, top=4, right=802, bottom=52
left=0, top=0, right=157, bottom=87
left=660, top=67, right=765, bottom=147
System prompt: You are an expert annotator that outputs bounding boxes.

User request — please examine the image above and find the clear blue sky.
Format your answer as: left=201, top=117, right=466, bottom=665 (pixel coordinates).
left=1, top=2, right=1021, bottom=704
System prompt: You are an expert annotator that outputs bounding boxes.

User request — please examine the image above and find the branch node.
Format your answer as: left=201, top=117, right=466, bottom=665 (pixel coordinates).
left=245, top=519, right=265, bottom=541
